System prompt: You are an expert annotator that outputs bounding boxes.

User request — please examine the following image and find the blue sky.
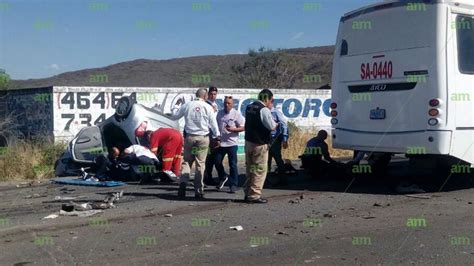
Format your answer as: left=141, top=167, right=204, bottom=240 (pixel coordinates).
left=0, top=0, right=378, bottom=79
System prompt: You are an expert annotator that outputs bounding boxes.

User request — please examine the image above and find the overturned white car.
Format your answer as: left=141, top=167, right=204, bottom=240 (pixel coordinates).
left=54, top=96, right=180, bottom=177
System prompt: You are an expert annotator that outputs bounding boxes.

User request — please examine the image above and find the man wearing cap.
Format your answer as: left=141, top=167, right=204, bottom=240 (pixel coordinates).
left=244, top=89, right=277, bottom=204
left=170, top=88, right=221, bottom=199
left=203, top=86, right=219, bottom=186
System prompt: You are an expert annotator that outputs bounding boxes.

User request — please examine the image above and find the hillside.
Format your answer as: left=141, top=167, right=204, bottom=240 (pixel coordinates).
left=9, top=45, right=335, bottom=90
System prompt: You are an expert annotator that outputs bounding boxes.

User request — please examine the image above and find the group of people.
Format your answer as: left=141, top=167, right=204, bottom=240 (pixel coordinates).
left=169, top=87, right=289, bottom=203
left=94, top=87, right=325, bottom=204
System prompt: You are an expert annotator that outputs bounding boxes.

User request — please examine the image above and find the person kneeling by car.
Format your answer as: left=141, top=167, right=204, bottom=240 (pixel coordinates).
left=145, top=128, right=184, bottom=181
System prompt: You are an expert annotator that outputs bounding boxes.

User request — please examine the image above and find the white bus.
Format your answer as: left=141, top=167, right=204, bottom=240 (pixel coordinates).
left=331, top=0, right=474, bottom=168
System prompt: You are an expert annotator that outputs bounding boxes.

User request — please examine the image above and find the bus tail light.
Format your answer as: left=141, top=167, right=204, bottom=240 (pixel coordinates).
left=331, top=118, right=338, bottom=125
left=330, top=102, right=337, bottom=109
left=429, top=108, right=439, bottom=116
left=429, top=99, right=440, bottom=107
left=331, top=110, right=338, bottom=117
left=428, top=118, right=438, bottom=126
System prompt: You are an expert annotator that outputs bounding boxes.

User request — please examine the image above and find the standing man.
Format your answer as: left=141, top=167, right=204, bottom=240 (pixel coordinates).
left=170, top=88, right=220, bottom=199
left=145, top=128, right=184, bottom=180
left=244, top=89, right=277, bottom=204
left=204, top=86, right=219, bottom=186
left=215, top=96, right=245, bottom=193
left=267, top=104, right=289, bottom=186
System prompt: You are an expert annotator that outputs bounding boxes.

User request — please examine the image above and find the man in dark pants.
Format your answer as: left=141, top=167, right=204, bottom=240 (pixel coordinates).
left=300, top=130, right=337, bottom=178
left=204, top=86, right=219, bottom=186
left=267, top=104, right=289, bottom=186
left=214, top=96, right=245, bottom=193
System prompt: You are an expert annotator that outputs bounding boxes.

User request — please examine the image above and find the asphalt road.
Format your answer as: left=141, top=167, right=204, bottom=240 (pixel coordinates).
left=0, top=159, right=473, bottom=265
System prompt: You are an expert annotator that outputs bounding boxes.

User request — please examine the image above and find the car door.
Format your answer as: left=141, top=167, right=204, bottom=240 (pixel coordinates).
left=71, top=126, right=105, bottom=163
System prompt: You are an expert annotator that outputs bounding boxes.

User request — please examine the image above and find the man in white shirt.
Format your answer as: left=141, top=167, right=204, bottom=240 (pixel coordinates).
left=170, top=88, right=221, bottom=199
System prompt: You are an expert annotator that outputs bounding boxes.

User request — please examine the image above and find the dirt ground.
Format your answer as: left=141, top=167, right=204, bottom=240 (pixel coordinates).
left=0, top=158, right=473, bottom=265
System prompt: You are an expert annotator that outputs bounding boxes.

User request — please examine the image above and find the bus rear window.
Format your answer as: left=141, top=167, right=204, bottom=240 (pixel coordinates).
left=457, top=16, right=474, bottom=74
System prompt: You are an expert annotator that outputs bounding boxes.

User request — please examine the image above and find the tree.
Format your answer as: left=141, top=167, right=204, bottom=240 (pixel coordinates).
left=0, top=69, right=10, bottom=90
left=232, top=47, right=304, bottom=89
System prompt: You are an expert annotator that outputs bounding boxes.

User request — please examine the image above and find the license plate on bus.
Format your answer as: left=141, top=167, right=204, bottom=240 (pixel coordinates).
left=370, top=108, right=386, bottom=119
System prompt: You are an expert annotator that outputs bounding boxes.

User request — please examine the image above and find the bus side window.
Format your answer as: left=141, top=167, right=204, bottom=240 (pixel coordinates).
left=341, top=40, right=348, bottom=56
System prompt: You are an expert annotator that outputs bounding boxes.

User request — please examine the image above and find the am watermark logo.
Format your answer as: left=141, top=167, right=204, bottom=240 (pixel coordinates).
left=89, top=74, right=108, bottom=83
left=84, top=147, right=107, bottom=155
left=249, top=164, right=266, bottom=174
left=450, top=236, right=471, bottom=246
left=352, top=21, right=372, bottom=30
left=89, top=217, right=110, bottom=228
left=352, top=236, right=372, bottom=246
left=33, top=165, right=54, bottom=175
left=303, top=218, right=322, bottom=227
left=0, top=147, right=8, bottom=157
left=406, top=3, right=426, bottom=12
left=138, top=164, right=156, bottom=174
left=303, top=2, right=321, bottom=11
left=406, top=218, right=427, bottom=228
left=34, top=20, right=53, bottom=30
left=406, top=146, right=426, bottom=155
left=136, top=20, right=157, bottom=29
left=303, top=146, right=322, bottom=155
left=406, top=74, right=427, bottom=83
left=136, top=236, right=157, bottom=246
left=191, top=218, right=211, bottom=227
left=451, top=164, right=471, bottom=174
left=351, top=164, right=372, bottom=174
left=303, top=74, right=322, bottom=83
left=0, top=2, right=10, bottom=11
left=33, top=93, right=52, bottom=102
left=137, top=93, right=158, bottom=102
left=192, top=1, right=211, bottom=11
left=250, top=236, right=269, bottom=247
left=89, top=2, right=109, bottom=11
left=34, top=236, right=54, bottom=246
left=352, top=93, right=372, bottom=102
left=191, top=74, right=211, bottom=85
left=451, top=93, right=470, bottom=101
left=191, top=146, right=210, bottom=155
left=250, top=20, right=269, bottom=30
left=452, top=19, right=471, bottom=30
left=0, top=218, right=10, bottom=227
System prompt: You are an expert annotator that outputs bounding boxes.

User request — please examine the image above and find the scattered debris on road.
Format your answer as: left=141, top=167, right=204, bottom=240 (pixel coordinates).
left=229, top=225, right=243, bottom=231
left=405, top=194, right=432, bottom=199
left=59, top=209, right=103, bottom=217
left=42, top=214, right=59, bottom=219
left=54, top=196, right=87, bottom=201
left=165, top=214, right=173, bottom=217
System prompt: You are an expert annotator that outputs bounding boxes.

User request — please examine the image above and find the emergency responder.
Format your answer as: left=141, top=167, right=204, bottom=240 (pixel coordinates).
left=300, top=130, right=337, bottom=178
left=215, top=96, right=245, bottom=193
left=171, top=88, right=221, bottom=199
left=244, top=89, right=277, bottom=204
left=204, top=86, right=219, bottom=186
left=145, top=128, right=184, bottom=180
left=267, top=103, right=289, bottom=186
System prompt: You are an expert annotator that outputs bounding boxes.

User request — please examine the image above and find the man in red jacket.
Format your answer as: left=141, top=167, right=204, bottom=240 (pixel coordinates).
left=146, top=128, right=183, bottom=180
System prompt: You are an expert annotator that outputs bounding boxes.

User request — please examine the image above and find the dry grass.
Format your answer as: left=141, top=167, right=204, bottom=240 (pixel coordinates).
left=0, top=140, right=65, bottom=181
left=282, top=126, right=353, bottom=160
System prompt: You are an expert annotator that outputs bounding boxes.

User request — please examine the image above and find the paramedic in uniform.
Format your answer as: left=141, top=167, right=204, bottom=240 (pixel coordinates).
left=244, top=89, right=277, bottom=204
left=146, top=128, right=184, bottom=180
left=171, top=88, right=221, bottom=199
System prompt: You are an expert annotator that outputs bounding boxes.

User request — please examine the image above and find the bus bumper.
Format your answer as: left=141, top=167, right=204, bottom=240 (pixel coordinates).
left=332, top=129, right=452, bottom=155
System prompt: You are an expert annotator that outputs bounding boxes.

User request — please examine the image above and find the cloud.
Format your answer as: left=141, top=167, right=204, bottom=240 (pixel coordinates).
left=291, top=32, right=304, bottom=40
left=49, top=64, right=60, bottom=70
